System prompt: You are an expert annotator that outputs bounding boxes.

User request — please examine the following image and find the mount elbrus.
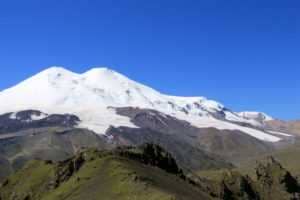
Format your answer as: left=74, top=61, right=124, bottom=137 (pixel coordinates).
left=0, top=67, right=289, bottom=141
left=0, top=67, right=300, bottom=199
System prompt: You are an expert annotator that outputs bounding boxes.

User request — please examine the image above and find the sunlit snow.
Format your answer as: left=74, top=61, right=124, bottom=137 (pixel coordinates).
left=0, top=66, right=281, bottom=142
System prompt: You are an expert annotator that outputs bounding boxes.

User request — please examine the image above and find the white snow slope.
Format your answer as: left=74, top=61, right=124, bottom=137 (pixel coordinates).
left=0, top=67, right=281, bottom=142
left=237, top=111, right=273, bottom=122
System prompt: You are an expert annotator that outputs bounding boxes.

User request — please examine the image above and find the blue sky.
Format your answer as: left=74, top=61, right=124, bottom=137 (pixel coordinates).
left=0, top=0, right=299, bottom=119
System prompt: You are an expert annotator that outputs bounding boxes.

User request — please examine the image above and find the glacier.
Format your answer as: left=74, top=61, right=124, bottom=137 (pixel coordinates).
left=0, top=66, right=281, bottom=142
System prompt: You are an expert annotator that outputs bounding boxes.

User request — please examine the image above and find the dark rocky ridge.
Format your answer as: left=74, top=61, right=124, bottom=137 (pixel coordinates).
left=217, top=157, right=300, bottom=200
left=0, top=110, right=80, bottom=134
left=0, top=128, right=110, bottom=181
left=107, top=126, right=234, bottom=171
left=114, top=107, right=274, bottom=164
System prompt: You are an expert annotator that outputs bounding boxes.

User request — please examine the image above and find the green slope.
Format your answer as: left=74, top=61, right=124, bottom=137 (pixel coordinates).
left=234, top=139, right=300, bottom=179
left=0, top=145, right=213, bottom=200
left=2, top=144, right=300, bottom=200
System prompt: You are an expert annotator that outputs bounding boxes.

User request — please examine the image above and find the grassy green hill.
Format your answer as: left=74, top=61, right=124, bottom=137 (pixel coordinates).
left=235, top=139, right=300, bottom=179
left=1, top=144, right=300, bottom=200
left=0, top=145, right=214, bottom=200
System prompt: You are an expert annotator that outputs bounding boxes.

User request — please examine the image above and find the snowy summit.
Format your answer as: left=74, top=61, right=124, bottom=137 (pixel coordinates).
left=0, top=66, right=281, bottom=142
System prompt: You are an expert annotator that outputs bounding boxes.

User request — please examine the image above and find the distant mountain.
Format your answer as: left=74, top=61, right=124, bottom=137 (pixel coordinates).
left=0, top=109, right=234, bottom=180
left=237, top=111, right=273, bottom=123
left=0, top=67, right=288, bottom=142
left=0, top=66, right=297, bottom=182
left=0, top=67, right=300, bottom=200
left=265, top=119, right=300, bottom=136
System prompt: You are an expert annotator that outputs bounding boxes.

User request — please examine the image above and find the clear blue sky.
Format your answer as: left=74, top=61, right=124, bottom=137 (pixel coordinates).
left=0, top=0, right=299, bottom=119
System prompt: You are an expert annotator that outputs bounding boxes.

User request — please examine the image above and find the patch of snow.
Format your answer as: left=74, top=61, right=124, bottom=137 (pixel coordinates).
left=76, top=107, right=137, bottom=134
left=173, top=113, right=281, bottom=142
left=30, top=113, right=48, bottom=121
left=9, top=112, right=17, bottom=120
left=238, top=111, right=273, bottom=122
left=107, top=134, right=114, bottom=140
left=267, top=130, right=293, bottom=137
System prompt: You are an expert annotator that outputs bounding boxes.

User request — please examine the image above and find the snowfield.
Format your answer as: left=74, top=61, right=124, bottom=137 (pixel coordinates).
left=0, top=66, right=283, bottom=142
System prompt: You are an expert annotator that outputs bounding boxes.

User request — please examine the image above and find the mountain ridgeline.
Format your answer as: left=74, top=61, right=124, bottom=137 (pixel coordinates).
left=0, top=67, right=288, bottom=142
left=0, top=67, right=299, bottom=199
left=1, top=144, right=300, bottom=200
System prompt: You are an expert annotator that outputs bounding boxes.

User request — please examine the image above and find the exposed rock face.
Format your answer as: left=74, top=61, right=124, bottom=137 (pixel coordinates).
left=116, top=143, right=183, bottom=175
left=0, top=128, right=109, bottom=182
left=107, top=126, right=234, bottom=171
left=111, top=107, right=273, bottom=167
left=220, top=171, right=258, bottom=200
left=256, top=157, right=300, bottom=200
left=218, top=156, right=300, bottom=200
left=0, top=110, right=80, bottom=134
left=51, top=151, right=88, bottom=189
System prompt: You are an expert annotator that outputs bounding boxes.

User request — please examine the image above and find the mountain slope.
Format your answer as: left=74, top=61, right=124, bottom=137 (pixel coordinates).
left=0, top=67, right=283, bottom=142
left=217, top=157, right=300, bottom=200
left=265, top=120, right=300, bottom=136
left=0, top=108, right=234, bottom=173
left=0, top=125, right=110, bottom=182
left=111, top=107, right=274, bottom=166
left=0, top=107, right=276, bottom=179
left=237, top=111, right=273, bottom=124
left=1, top=145, right=300, bottom=200
left=0, top=145, right=214, bottom=200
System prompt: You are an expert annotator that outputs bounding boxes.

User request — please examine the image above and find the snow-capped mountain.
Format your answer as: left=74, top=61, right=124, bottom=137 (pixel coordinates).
left=0, top=67, right=284, bottom=142
left=237, top=111, right=273, bottom=123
